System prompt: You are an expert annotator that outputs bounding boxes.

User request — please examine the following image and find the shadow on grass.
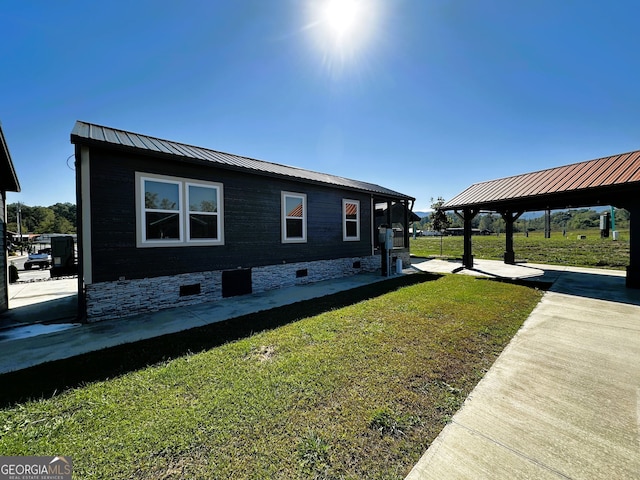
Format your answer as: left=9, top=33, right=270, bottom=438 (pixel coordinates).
left=0, top=273, right=441, bottom=407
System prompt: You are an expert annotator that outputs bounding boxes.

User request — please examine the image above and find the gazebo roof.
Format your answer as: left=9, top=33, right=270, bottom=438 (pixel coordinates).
left=443, top=149, right=640, bottom=212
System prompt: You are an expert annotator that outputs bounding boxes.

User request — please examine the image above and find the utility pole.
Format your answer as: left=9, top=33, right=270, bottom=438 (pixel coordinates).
left=17, top=203, right=22, bottom=254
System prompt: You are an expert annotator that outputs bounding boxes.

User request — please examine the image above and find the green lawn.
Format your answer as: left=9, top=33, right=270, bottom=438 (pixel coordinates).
left=411, top=229, right=630, bottom=269
left=0, top=274, right=543, bottom=479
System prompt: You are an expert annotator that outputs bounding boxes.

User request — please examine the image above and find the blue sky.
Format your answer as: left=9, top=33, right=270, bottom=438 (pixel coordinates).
left=2, top=0, right=640, bottom=212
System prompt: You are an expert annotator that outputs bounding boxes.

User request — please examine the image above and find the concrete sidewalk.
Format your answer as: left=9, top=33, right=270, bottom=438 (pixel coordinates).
left=407, top=259, right=640, bottom=479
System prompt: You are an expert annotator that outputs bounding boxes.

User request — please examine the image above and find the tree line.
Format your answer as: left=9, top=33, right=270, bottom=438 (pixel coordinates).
left=417, top=197, right=630, bottom=234
left=6, top=202, right=77, bottom=235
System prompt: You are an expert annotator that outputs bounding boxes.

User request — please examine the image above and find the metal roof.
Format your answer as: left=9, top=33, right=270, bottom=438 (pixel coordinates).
left=443, top=149, right=640, bottom=211
left=70, top=121, right=413, bottom=201
left=0, top=123, right=20, bottom=192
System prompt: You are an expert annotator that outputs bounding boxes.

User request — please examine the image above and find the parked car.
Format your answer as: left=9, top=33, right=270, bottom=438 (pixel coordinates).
left=24, top=249, right=52, bottom=270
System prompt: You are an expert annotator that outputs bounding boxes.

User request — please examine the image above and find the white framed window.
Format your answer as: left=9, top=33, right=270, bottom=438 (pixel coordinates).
left=343, top=199, right=360, bottom=241
left=282, top=191, right=307, bottom=243
left=136, top=172, right=224, bottom=247
left=186, top=182, right=221, bottom=243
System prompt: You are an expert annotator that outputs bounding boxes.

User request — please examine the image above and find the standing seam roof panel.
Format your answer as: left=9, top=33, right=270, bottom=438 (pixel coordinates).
left=480, top=177, right=514, bottom=202
left=591, top=155, right=624, bottom=188
left=480, top=178, right=509, bottom=202
left=498, top=178, right=526, bottom=200
left=542, top=166, right=573, bottom=193
left=509, top=170, right=544, bottom=199
left=116, top=131, right=136, bottom=148
left=610, top=153, right=638, bottom=183
left=542, top=166, right=570, bottom=193
left=541, top=166, right=573, bottom=193
left=600, top=154, right=631, bottom=186
left=520, top=169, right=556, bottom=198
left=626, top=152, right=640, bottom=181
left=442, top=147, right=640, bottom=210
left=157, top=138, right=185, bottom=157
left=137, top=135, right=161, bottom=153
left=448, top=184, right=482, bottom=206
left=70, top=121, right=413, bottom=199
left=608, top=153, right=640, bottom=184
left=560, top=159, right=600, bottom=192
left=580, top=155, right=619, bottom=189
left=509, top=170, right=545, bottom=199
left=127, top=132, right=150, bottom=150
left=89, top=124, right=106, bottom=142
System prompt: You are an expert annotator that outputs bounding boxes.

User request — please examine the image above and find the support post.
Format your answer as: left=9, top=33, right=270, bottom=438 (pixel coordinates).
left=500, top=210, right=523, bottom=265
left=544, top=209, right=551, bottom=238
left=455, top=208, right=478, bottom=269
left=626, top=202, right=640, bottom=288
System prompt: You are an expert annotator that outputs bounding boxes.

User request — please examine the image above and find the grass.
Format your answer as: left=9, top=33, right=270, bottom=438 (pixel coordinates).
left=0, top=274, right=543, bottom=479
left=411, top=229, right=630, bottom=269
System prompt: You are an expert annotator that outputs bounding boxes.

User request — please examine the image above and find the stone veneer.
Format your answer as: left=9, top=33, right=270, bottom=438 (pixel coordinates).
left=84, top=253, right=409, bottom=322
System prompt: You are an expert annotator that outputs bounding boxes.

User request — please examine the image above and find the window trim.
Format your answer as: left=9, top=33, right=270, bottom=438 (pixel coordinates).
left=343, top=198, right=360, bottom=241
left=281, top=191, right=307, bottom=243
left=136, top=172, right=224, bottom=248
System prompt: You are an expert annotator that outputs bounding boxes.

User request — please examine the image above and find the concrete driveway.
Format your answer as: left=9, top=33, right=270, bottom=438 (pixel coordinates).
left=407, top=259, right=640, bottom=479
left=1, top=277, right=78, bottom=331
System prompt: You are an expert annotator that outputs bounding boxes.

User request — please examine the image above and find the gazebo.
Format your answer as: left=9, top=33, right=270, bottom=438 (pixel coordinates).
left=442, top=149, right=640, bottom=288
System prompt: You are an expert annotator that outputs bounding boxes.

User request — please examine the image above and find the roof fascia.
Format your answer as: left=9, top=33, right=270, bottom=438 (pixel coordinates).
left=0, top=123, right=20, bottom=192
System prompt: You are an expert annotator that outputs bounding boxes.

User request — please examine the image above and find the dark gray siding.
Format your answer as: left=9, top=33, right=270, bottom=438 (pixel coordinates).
left=1, top=192, right=7, bottom=312
left=89, top=148, right=373, bottom=283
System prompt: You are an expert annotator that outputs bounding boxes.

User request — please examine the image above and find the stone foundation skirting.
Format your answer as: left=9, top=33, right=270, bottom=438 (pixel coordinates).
left=85, top=255, right=385, bottom=322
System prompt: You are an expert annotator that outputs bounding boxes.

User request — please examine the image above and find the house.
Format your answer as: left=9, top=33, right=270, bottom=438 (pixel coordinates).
left=1, top=123, right=21, bottom=313
left=71, top=121, right=415, bottom=321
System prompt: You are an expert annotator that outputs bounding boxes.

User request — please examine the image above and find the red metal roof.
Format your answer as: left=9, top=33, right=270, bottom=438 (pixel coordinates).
left=443, top=149, right=640, bottom=210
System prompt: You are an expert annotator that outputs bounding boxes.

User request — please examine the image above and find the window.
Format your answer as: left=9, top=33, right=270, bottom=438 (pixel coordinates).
left=143, top=179, right=182, bottom=241
left=137, top=173, right=224, bottom=247
left=343, top=199, right=360, bottom=241
left=187, top=183, right=220, bottom=241
left=282, top=192, right=307, bottom=243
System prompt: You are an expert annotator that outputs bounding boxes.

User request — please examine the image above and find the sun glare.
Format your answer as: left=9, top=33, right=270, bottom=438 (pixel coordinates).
left=305, top=0, right=380, bottom=73
left=324, top=0, right=360, bottom=40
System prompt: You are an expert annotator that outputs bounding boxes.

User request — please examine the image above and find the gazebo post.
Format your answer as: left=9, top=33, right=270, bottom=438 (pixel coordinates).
left=455, top=208, right=478, bottom=269
left=544, top=209, right=551, bottom=238
left=626, top=201, right=640, bottom=288
left=500, top=210, right=523, bottom=265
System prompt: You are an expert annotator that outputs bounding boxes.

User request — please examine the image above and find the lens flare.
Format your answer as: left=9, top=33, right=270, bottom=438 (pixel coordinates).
left=304, top=0, right=380, bottom=75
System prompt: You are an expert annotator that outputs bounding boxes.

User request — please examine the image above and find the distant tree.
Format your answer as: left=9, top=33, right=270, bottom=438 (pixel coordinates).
left=430, top=197, right=451, bottom=232
left=615, top=208, right=630, bottom=229
left=7, top=202, right=77, bottom=234
left=52, top=216, right=75, bottom=234
left=34, top=208, right=56, bottom=233
left=448, top=212, right=463, bottom=228
left=567, top=209, right=599, bottom=230
left=50, top=202, right=76, bottom=226
left=478, top=213, right=495, bottom=232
